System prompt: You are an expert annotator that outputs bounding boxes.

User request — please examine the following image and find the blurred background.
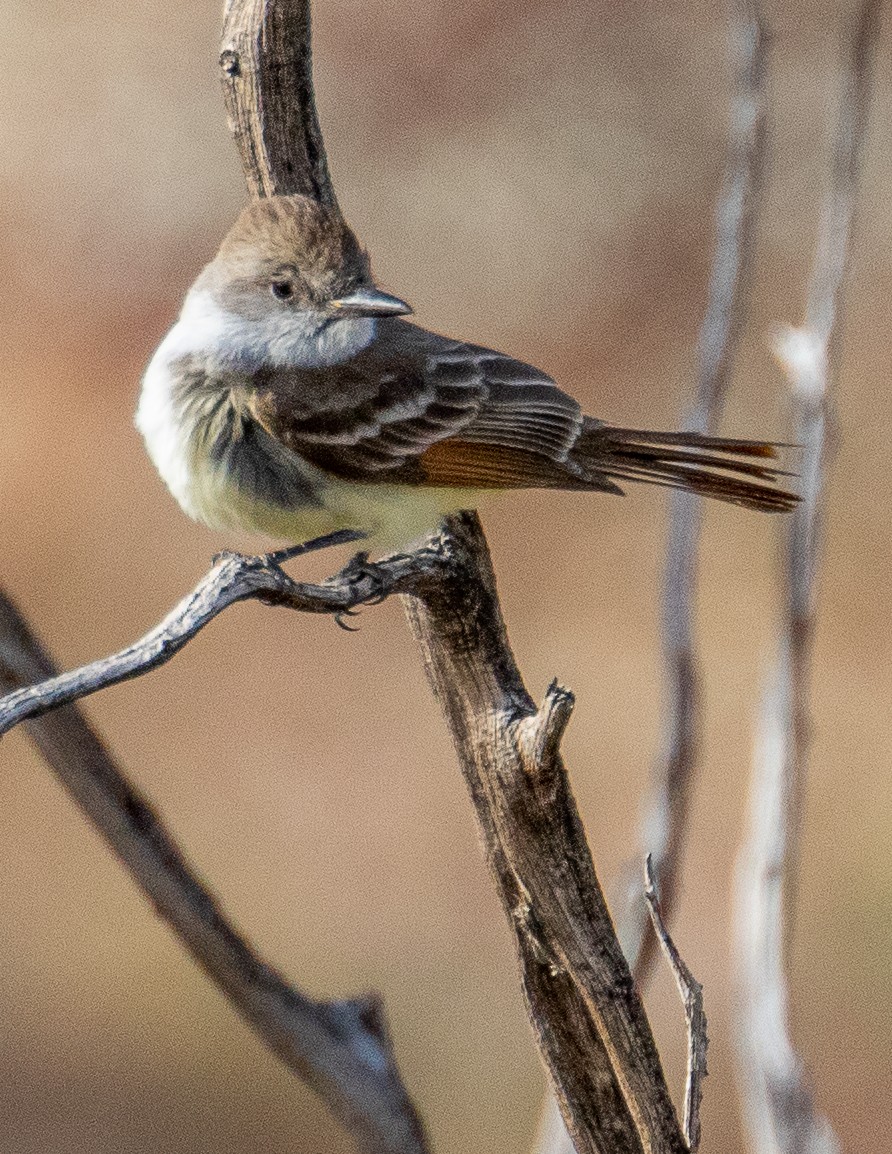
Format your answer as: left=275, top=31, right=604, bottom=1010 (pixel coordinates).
left=1, top=1, right=890, bottom=1151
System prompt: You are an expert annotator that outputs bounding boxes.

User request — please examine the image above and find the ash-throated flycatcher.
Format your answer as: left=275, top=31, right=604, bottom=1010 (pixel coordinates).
left=137, top=195, right=794, bottom=548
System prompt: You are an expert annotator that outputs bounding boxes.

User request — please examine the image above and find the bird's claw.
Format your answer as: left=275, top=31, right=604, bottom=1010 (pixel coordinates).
left=330, top=551, right=397, bottom=630
left=340, top=551, right=393, bottom=607
left=334, top=607, right=362, bottom=632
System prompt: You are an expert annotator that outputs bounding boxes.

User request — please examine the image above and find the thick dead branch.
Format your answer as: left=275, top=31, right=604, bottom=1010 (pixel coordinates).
left=221, top=0, right=337, bottom=205
left=405, top=514, right=687, bottom=1154
left=644, top=858, right=708, bottom=1154
left=218, top=2, right=692, bottom=1152
left=733, top=3, right=881, bottom=1151
left=5, top=1, right=701, bottom=1151
left=0, top=586, right=430, bottom=1154
left=625, top=0, right=769, bottom=981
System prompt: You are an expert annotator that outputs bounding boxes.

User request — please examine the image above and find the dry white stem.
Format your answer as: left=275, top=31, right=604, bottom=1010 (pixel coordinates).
left=734, top=668, right=840, bottom=1154
left=623, top=0, right=768, bottom=982
left=644, top=857, right=708, bottom=1154
left=733, top=3, right=881, bottom=1151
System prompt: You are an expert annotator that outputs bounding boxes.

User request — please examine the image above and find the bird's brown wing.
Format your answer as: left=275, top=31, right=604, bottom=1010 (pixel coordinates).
left=247, top=320, right=594, bottom=489
left=246, top=320, right=796, bottom=511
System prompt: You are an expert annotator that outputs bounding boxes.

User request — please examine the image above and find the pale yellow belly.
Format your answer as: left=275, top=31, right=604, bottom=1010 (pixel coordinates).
left=189, top=453, right=482, bottom=551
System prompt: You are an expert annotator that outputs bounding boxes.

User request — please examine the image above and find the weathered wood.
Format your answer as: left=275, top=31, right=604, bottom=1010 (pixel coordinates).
left=221, top=0, right=338, bottom=206
left=403, top=514, right=687, bottom=1154
left=2, top=2, right=697, bottom=1152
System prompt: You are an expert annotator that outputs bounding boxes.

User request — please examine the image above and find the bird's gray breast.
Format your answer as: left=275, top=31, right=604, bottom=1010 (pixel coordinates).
left=178, top=359, right=327, bottom=514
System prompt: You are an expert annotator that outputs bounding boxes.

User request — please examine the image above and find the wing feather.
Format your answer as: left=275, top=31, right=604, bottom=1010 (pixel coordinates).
left=247, top=321, right=584, bottom=485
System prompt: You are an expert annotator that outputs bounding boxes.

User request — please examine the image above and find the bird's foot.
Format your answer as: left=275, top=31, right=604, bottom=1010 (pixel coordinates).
left=339, top=551, right=393, bottom=607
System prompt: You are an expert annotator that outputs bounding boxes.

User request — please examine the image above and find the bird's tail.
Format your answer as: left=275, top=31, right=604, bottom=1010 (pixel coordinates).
left=572, top=421, right=797, bottom=512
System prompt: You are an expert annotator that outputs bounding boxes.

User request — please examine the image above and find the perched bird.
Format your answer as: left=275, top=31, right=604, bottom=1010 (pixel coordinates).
left=137, top=194, right=795, bottom=549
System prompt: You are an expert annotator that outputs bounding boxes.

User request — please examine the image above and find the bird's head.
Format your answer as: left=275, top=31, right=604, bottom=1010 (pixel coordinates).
left=189, top=194, right=412, bottom=367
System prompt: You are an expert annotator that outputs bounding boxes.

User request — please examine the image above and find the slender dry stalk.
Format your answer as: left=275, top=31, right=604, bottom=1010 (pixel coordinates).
left=625, top=0, right=769, bottom=983
left=644, top=857, right=708, bottom=1154
left=733, top=3, right=882, bottom=1152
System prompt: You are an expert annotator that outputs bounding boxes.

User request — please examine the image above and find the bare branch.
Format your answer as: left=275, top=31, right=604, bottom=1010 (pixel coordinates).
left=405, top=514, right=688, bottom=1154
left=217, top=0, right=693, bottom=1147
left=734, top=3, right=881, bottom=1151
left=2, top=512, right=690, bottom=1154
left=221, top=0, right=338, bottom=206
left=0, top=585, right=430, bottom=1154
left=624, top=0, right=769, bottom=982
left=539, top=11, right=768, bottom=1152
left=644, top=857, right=708, bottom=1154
left=0, top=542, right=432, bottom=739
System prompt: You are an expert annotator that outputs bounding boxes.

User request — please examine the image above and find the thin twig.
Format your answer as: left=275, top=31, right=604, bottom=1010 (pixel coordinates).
left=0, top=584, right=430, bottom=1154
left=625, top=0, right=769, bottom=982
left=644, top=857, right=708, bottom=1154
left=733, top=3, right=881, bottom=1152
left=0, top=544, right=430, bottom=739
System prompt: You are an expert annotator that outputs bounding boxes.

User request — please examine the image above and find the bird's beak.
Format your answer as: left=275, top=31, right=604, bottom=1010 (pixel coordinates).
left=331, top=286, right=413, bottom=317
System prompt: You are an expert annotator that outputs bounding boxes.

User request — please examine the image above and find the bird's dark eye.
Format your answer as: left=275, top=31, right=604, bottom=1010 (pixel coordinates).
left=271, top=279, right=294, bottom=301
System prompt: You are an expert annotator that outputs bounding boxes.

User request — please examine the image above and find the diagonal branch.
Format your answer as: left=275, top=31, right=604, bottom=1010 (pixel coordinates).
left=0, top=581, right=430, bottom=1154
left=733, top=3, right=882, bottom=1152
left=0, top=512, right=689, bottom=1154
left=0, top=541, right=430, bottom=738
left=404, top=514, right=687, bottom=1154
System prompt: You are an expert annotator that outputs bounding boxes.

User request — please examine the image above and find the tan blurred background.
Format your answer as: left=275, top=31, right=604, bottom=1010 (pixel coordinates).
left=1, top=1, right=890, bottom=1151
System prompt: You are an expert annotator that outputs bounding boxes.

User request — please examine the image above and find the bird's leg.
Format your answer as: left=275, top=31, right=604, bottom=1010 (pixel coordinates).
left=264, top=528, right=368, bottom=567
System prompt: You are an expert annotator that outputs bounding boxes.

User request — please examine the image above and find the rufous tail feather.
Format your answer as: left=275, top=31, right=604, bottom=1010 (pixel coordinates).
left=573, top=423, right=797, bottom=513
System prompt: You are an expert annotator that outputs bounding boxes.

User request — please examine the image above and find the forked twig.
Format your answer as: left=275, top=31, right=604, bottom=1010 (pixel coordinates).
left=644, top=857, right=708, bottom=1154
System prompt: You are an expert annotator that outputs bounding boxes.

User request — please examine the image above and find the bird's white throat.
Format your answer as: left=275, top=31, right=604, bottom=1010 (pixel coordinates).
left=135, top=289, right=378, bottom=531
left=174, top=288, right=378, bottom=370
